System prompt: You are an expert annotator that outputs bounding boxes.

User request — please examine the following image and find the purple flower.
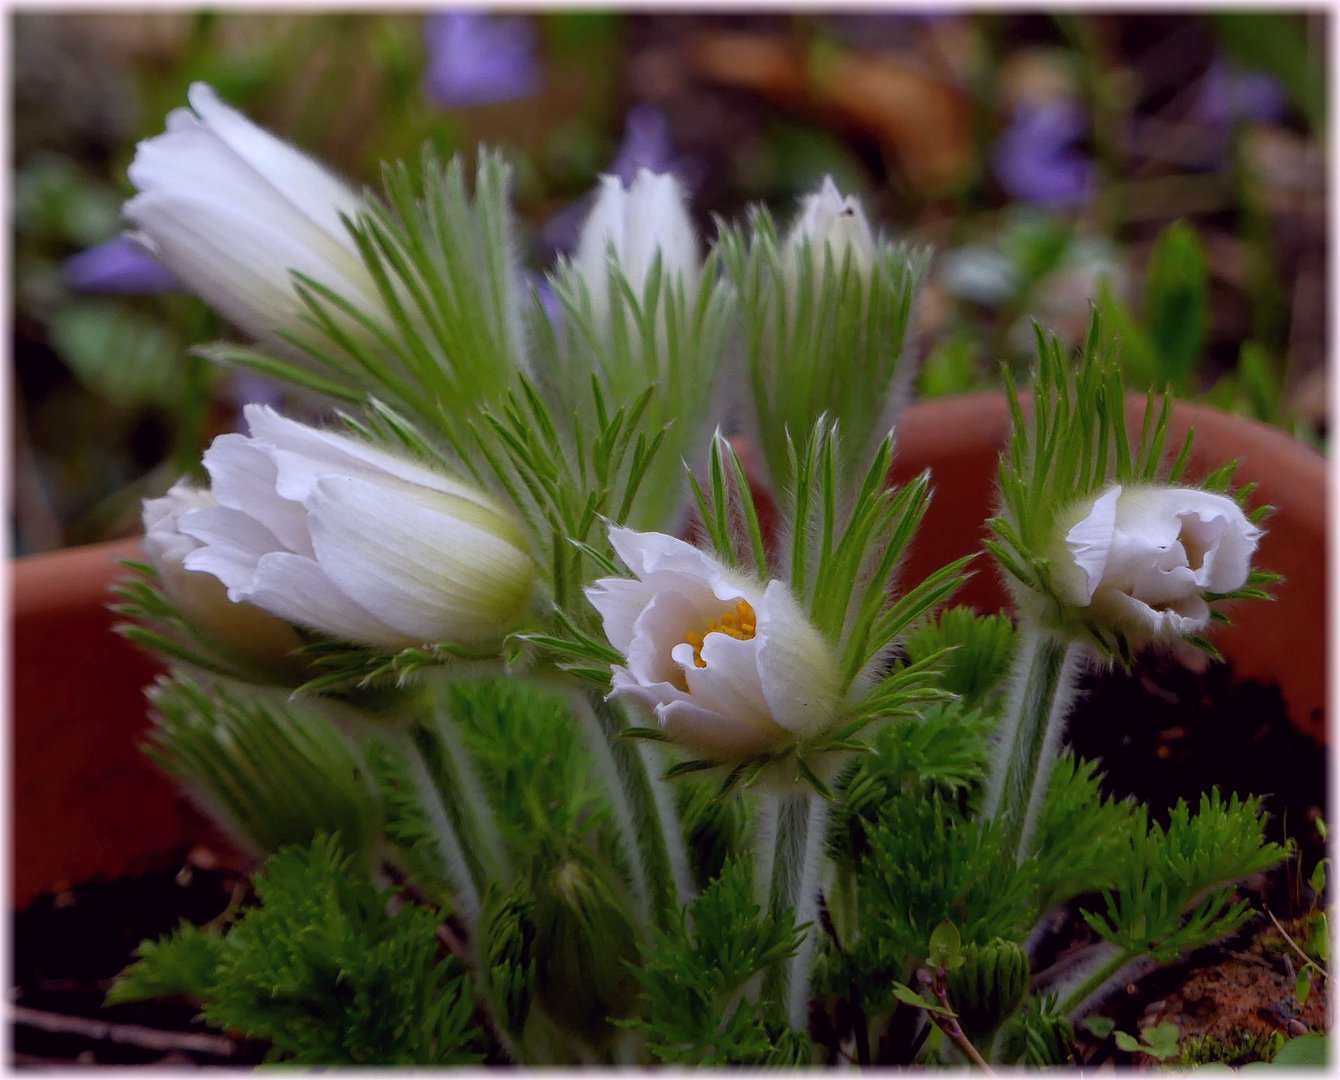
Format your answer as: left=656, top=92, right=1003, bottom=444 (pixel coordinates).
left=1196, top=54, right=1286, bottom=128
left=530, top=274, right=562, bottom=326
left=422, top=12, right=542, bottom=108
left=542, top=105, right=694, bottom=255
left=63, top=236, right=181, bottom=294
left=608, top=105, right=691, bottom=184
left=992, top=101, right=1095, bottom=210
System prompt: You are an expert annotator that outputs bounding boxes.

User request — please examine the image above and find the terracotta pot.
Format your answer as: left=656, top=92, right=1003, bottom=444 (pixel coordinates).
left=10, top=394, right=1326, bottom=908
left=11, top=539, right=220, bottom=909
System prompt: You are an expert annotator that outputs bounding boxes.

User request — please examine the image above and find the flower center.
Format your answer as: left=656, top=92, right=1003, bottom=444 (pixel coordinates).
left=683, top=599, right=757, bottom=668
left=1177, top=513, right=1223, bottom=573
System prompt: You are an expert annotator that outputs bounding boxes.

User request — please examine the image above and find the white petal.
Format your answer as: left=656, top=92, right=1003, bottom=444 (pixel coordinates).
left=184, top=82, right=366, bottom=241
left=573, top=175, right=628, bottom=316
left=573, top=170, right=697, bottom=311
left=625, top=590, right=702, bottom=687
left=584, top=577, right=658, bottom=655
left=200, top=432, right=313, bottom=557
left=129, top=123, right=300, bottom=221
left=608, top=665, right=677, bottom=716
left=164, top=106, right=200, bottom=133
left=1129, top=562, right=1200, bottom=608
left=608, top=527, right=760, bottom=609
left=142, top=481, right=213, bottom=567
left=245, top=550, right=404, bottom=646
left=754, top=581, right=839, bottom=739
left=1103, top=488, right=1192, bottom=588
left=656, top=697, right=781, bottom=757
left=1095, top=587, right=1210, bottom=642
left=243, top=405, right=503, bottom=517
left=787, top=175, right=876, bottom=273
left=180, top=505, right=286, bottom=595
left=305, top=475, right=532, bottom=645
left=678, top=633, right=786, bottom=745
left=124, top=191, right=371, bottom=341
left=1061, top=484, right=1121, bottom=603
left=1167, top=490, right=1261, bottom=592
left=627, top=169, right=697, bottom=286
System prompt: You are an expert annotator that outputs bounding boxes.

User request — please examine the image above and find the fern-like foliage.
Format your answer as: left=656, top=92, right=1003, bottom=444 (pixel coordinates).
left=1030, top=753, right=1138, bottom=916
left=110, top=836, right=488, bottom=1065
left=902, top=606, right=1018, bottom=708
left=627, top=857, right=809, bottom=1065
left=1078, top=790, right=1286, bottom=962
left=835, top=701, right=993, bottom=868
left=838, top=793, right=1036, bottom=1018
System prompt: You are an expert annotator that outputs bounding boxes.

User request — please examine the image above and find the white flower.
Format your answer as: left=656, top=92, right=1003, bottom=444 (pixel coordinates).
left=585, top=529, right=840, bottom=757
left=573, top=168, right=698, bottom=323
left=174, top=404, right=534, bottom=650
left=1053, top=483, right=1262, bottom=644
left=125, top=82, right=380, bottom=345
left=784, top=176, right=876, bottom=278
left=142, top=481, right=306, bottom=666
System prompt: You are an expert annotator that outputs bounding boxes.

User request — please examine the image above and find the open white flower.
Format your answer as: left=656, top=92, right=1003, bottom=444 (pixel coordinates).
left=175, top=404, right=534, bottom=650
left=125, top=82, right=380, bottom=345
left=572, top=168, right=698, bottom=323
left=142, top=481, right=306, bottom=667
left=784, top=176, right=876, bottom=278
left=1053, top=483, right=1262, bottom=644
left=585, top=529, right=840, bottom=757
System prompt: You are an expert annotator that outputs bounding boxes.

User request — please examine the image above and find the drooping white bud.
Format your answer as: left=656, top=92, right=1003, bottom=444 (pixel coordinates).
left=142, top=480, right=306, bottom=668
left=125, top=82, right=380, bottom=346
left=176, top=405, right=535, bottom=650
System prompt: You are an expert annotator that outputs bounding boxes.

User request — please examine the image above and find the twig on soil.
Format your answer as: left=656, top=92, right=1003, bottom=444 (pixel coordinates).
left=1264, top=907, right=1330, bottom=982
left=10, top=1005, right=237, bottom=1057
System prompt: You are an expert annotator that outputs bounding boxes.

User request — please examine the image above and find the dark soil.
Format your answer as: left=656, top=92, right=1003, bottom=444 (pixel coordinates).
left=1041, top=653, right=1329, bottom=1066
left=10, top=847, right=268, bottom=1067
left=9, top=656, right=1327, bottom=1067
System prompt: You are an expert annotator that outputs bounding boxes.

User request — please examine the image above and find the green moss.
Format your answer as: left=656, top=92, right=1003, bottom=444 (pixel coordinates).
left=1173, top=1029, right=1285, bottom=1067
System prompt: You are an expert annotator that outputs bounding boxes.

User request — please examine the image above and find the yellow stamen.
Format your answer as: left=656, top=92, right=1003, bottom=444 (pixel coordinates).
left=683, top=599, right=757, bottom=668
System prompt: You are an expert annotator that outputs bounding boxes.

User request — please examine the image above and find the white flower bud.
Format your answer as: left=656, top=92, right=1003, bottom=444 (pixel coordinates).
left=1052, top=483, right=1262, bottom=645
left=176, top=405, right=535, bottom=650
left=142, top=481, right=306, bottom=667
left=125, top=82, right=380, bottom=345
left=784, top=176, right=877, bottom=278
left=573, top=168, right=698, bottom=323
left=585, top=528, right=840, bottom=758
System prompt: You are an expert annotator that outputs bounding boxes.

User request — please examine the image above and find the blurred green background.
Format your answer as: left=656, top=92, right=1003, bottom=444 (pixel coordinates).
left=12, top=9, right=1327, bottom=555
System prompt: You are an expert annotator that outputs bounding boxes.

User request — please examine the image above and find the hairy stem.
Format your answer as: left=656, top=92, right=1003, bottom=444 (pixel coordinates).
left=980, top=625, right=1082, bottom=863
left=569, top=691, right=654, bottom=925
left=585, top=695, right=692, bottom=927
left=761, top=792, right=833, bottom=1030
left=395, top=728, right=482, bottom=932
left=424, top=708, right=514, bottom=886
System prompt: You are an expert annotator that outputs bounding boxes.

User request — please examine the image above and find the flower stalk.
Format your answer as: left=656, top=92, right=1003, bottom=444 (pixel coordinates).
left=758, top=791, right=832, bottom=1030
left=581, top=695, right=692, bottom=929
left=980, top=625, right=1082, bottom=865
left=396, top=727, right=483, bottom=931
